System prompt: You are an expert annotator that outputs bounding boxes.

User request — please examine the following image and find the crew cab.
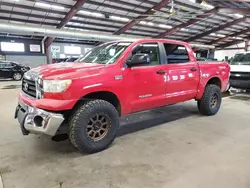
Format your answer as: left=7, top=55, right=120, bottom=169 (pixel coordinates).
left=0, top=60, right=30, bottom=80
left=229, top=52, right=250, bottom=90
left=15, top=39, right=230, bottom=153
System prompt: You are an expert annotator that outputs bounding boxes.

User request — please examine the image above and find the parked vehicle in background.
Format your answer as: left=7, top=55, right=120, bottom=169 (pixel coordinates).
left=0, top=61, right=30, bottom=81
left=64, top=57, right=79, bottom=62
left=197, top=57, right=218, bottom=62
left=52, top=57, right=79, bottom=64
left=15, top=39, right=230, bottom=154
left=229, top=52, right=250, bottom=90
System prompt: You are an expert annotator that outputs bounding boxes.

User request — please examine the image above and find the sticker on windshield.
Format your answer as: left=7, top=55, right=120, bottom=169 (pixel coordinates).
left=109, top=49, right=116, bottom=56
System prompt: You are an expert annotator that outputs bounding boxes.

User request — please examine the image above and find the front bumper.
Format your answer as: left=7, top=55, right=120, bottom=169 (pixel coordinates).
left=15, top=99, right=65, bottom=136
left=230, top=79, right=250, bottom=89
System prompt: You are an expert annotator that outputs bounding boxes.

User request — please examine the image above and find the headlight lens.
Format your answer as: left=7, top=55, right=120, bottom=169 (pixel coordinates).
left=43, top=80, right=72, bottom=93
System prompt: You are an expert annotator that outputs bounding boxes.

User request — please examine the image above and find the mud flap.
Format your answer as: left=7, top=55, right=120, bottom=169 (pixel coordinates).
left=15, top=105, right=29, bottom=135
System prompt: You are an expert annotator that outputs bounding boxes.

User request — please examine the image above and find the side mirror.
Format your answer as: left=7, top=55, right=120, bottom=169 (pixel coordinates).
left=126, top=54, right=150, bottom=67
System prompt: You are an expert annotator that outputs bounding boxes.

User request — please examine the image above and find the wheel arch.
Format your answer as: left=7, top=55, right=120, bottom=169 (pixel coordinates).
left=74, top=91, right=122, bottom=116
left=196, top=76, right=222, bottom=99
left=206, top=77, right=222, bottom=89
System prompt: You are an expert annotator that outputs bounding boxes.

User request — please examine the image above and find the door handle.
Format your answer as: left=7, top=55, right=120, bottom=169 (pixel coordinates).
left=156, top=70, right=166, bottom=75
left=191, top=67, right=198, bottom=71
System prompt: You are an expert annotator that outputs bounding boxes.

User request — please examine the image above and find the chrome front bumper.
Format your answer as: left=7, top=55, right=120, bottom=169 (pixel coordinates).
left=15, top=100, right=64, bottom=136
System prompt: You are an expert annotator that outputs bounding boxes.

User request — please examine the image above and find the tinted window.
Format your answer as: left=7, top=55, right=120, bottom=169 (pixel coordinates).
left=164, top=44, right=190, bottom=64
left=0, top=63, right=10, bottom=68
left=128, top=43, right=160, bottom=66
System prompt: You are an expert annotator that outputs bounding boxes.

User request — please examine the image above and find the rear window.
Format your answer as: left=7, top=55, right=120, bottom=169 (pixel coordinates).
left=163, top=43, right=190, bottom=64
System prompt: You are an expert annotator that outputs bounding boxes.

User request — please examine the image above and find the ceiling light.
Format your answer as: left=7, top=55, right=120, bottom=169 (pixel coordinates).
left=36, top=2, right=50, bottom=8
left=159, top=24, right=172, bottom=29
left=181, top=28, right=189, bottom=31
left=51, top=5, right=65, bottom=10
left=109, top=16, right=129, bottom=22
left=189, top=0, right=196, bottom=2
left=234, top=13, right=244, bottom=18
left=139, top=21, right=154, bottom=26
left=217, top=34, right=226, bottom=37
left=210, top=33, right=216, bottom=36
left=232, top=37, right=244, bottom=40
left=139, top=21, right=147, bottom=25
left=35, top=2, right=64, bottom=10
left=79, top=10, right=104, bottom=18
left=200, top=1, right=214, bottom=9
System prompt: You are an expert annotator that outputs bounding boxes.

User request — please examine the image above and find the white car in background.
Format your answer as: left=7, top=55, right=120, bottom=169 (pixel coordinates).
left=229, top=52, right=250, bottom=90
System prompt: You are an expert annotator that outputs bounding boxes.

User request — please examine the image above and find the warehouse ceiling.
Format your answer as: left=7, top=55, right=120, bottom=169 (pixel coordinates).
left=0, top=0, right=250, bottom=49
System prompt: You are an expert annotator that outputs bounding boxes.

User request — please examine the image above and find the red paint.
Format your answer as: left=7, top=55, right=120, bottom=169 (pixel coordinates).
left=19, top=39, right=230, bottom=116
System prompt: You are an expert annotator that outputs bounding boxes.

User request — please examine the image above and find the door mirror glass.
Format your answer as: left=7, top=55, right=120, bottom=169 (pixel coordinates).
left=126, top=53, right=150, bottom=67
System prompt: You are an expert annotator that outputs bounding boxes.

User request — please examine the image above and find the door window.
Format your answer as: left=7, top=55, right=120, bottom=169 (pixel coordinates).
left=4, top=63, right=13, bottom=68
left=0, top=63, right=8, bottom=69
left=163, top=43, right=189, bottom=64
left=128, top=43, right=160, bottom=66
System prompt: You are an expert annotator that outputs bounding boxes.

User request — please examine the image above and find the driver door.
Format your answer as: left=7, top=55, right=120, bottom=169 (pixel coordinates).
left=122, top=42, right=167, bottom=113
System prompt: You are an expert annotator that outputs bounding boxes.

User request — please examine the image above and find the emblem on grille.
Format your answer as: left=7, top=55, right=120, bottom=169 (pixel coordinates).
left=23, top=82, right=29, bottom=91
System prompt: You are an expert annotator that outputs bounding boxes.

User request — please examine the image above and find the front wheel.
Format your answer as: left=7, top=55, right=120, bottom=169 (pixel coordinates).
left=13, top=72, right=22, bottom=81
left=198, top=84, right=222, bottom=116
left=69, top=100, right=119, bottom=153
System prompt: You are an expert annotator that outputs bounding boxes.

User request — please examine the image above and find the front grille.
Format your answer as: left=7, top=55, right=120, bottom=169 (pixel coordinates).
left=230, top=72, right=250, bottom=81
left=22, top=78, right=37, bottom=98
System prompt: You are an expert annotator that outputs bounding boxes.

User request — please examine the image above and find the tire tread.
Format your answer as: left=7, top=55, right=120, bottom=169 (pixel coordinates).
left=69, top=99, right=119, bottom=153
left=198, top=84, right=221, bottom=116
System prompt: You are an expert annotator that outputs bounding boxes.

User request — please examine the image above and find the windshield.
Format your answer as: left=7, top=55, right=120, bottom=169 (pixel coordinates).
left=78, top=42, right=131, bottom=64
left=230, top=53, right=250, bottom=65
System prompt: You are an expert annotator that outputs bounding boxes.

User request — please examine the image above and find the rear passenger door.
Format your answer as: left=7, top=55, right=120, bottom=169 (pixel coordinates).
left=163, top=43, right=200, bottom=103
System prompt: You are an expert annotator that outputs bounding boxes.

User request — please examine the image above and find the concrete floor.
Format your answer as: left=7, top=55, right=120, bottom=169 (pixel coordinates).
left=1, top=80, right=250, bottom=188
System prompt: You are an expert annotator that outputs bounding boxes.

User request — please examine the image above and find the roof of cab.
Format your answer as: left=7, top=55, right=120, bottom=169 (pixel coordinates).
left=104, top=38, right=190, bottom=46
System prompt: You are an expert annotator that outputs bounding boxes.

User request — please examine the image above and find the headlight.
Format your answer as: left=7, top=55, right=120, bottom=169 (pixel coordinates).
left=43, top=80, right=72, bottom=93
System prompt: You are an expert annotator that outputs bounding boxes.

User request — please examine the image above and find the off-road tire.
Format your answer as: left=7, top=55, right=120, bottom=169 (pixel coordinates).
left=198, top=84, right=222, bottom=116
left=69, top=100, right=119, bottom=153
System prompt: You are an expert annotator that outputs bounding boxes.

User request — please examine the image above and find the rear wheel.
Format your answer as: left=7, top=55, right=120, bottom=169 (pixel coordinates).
left=13, top=72, right=22, bottom=81
left=69, top=100, right=119, bottom=153
left=198, top=84, right=222, bottom=116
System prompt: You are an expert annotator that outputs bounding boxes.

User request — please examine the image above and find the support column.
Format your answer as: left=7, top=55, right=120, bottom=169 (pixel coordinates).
left=244, top=40, right=249, bottom=52
left=45, top=46, right=50, bottom=64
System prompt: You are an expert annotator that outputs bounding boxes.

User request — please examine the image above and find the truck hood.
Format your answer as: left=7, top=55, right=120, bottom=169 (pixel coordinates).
left=29, top=62, right=105, bottom=80
left=230, top=65, right=250, bottom=73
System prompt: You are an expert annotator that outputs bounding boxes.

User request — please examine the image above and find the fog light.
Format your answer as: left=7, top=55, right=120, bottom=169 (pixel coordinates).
left=33, top=116, right=43, bottom=127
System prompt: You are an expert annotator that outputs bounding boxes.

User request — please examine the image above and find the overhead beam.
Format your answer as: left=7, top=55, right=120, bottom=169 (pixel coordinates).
left=219, top=8, right=250, bottom=15
left=216, top=40, right=246, bottom=49
left=113, top=0, right=169, bottom=35
left=208, top=28, right=250, bottom=45
left=156, top=8, right=218, bottom=38
left=216, top=47, right=245, bottom=51
left=187, top=17, right=247, bottom=42
left=45, top=0, right=87, bottom=48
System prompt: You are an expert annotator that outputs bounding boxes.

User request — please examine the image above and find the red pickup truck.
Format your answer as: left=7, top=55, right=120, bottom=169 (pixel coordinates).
left=15, top=39, right=230, bottom=153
